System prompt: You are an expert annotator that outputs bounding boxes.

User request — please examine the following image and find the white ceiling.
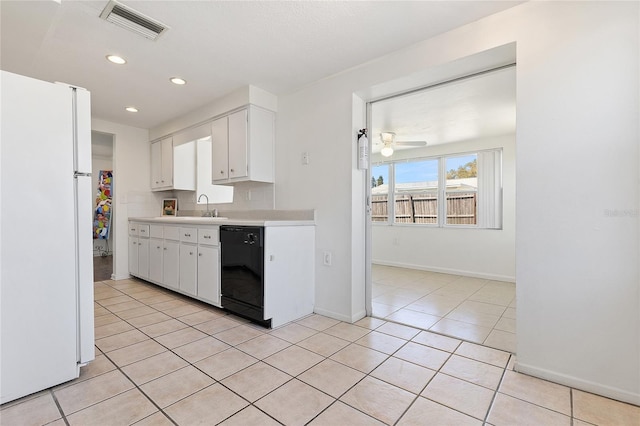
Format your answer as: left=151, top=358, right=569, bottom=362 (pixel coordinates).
left=0, top=1, right=522, bottom=130
left=370, top=66, right=516, bottom=152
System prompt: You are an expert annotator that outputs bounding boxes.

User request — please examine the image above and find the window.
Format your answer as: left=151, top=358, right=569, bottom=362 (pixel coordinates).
left=395, top=159, right=439, bottom=224
left=445, top=154, right=477, bottom=225
left=371, top=164, right=389, bottom=223
left=371, top=149, right=502, bottom=229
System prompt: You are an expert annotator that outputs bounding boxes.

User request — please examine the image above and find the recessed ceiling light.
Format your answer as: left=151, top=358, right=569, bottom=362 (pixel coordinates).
left=125, top=106, right=138, bottom=113
left=106, top=55, right=127, bottom=65
left=170, top=77, right=186, bottom=85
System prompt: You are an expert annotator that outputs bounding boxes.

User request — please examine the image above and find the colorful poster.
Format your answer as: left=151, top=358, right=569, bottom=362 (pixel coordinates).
left=93, top=170, right=113, bottom=239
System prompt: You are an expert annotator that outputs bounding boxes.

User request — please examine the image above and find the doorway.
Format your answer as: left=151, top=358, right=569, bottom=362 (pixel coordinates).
left=92, top=131, right=114, bottom=281
left=365, top=62, right=517, bottom=353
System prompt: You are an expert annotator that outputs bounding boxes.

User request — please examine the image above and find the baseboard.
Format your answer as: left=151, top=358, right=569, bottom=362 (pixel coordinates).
left=372, top=260, right=515, bottom=283
left=111, top=273, right=130, bottom=281
left=313, top=306, right=355, bottom=323
left=350, top=309, right=367, bottom=323
left=515, top=361, right=640, bottom=406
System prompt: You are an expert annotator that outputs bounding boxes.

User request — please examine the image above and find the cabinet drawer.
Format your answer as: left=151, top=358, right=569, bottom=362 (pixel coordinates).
left=198, top=227, right=219, bottom=245
left=180, top=227, right=198, bottom=243
left=138, top=224, right=150, bottom=238
left=163, top=226, right=180, bottom=241
left=150, top=225, right=163, bottom=239
left=128, top=223, right=138, bottom=236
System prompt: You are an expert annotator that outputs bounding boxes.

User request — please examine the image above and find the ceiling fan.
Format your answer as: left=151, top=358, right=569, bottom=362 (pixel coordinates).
left=378, top=132, right=427, bottom=157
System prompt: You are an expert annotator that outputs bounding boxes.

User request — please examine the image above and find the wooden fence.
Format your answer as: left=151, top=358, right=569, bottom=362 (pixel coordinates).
left=372, top=192, right=477, bottom=225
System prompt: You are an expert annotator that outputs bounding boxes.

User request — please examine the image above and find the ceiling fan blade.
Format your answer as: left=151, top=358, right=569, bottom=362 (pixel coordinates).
left=394, top=141, right=427, bottom=147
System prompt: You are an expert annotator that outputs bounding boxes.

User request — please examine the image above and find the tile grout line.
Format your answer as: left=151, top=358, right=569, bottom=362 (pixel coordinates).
left=49, top=388, right=70, bottom=426
left=102, top=280, right=314, bottom=425
left=99, top=278, right=513, bottom=425
left=126, top=278, right=504, bottom=422
left=98, top=349, right=179, bottom=426
left=481, top=352, right=512, bottom=424
left=373, top=269, right=515, bottom=351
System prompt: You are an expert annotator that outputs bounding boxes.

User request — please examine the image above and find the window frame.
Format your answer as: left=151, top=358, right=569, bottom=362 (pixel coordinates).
left=371, top=148, right=502, bottom=229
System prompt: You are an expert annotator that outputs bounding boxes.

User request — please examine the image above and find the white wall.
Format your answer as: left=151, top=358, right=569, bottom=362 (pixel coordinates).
left=372, top=134, right=516, bottom=281
left=91, top=119, right=158, bottom=280
left=275, top=1, right=639, bottom=404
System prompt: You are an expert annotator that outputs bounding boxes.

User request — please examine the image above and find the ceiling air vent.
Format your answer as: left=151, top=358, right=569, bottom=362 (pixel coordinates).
left=100, top=0, right=168, bottom=41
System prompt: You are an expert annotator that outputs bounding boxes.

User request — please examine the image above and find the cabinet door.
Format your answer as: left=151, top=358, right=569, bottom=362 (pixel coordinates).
left=149, top=239, right=163, bottom=283
left=197, top=245, right=220, bottom=306
left=138, top=238, right=150, bottom=279
left=161, top=137, right=173, bottom=187
left=163, top=240, right=179, bottom=290
left=211, top=116, right=229, bottom=182
left=228, top=109, right=248, bottom=179
left=179, top=243, right=197, bottom=296
left=128, top=237, right=139, bottom=275
left=151, top=141, right=162, bottom=189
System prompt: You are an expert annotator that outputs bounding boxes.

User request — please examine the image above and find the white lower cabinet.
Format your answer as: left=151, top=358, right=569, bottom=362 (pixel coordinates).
left=179, top=243, right=198, bottom=296
left=197, top=244, right=220, bottom=305
left=129, top=221, right=220, bottom=307
left=149, top=238, right=163, bottom=283
left=138, top=238, right=150, bottom=280
left=128, top=236, right=139, bottom=276
left=128, top=224, right=149, bottom=278
left=162, top=240, right=179, bottom=290
left=128, top=221, right=314, bottom=323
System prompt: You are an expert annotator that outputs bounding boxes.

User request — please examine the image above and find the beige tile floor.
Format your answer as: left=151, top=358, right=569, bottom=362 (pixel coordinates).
left=372, top=265, right=517, bottom=353
left=2, top=278, right=639, bottom=425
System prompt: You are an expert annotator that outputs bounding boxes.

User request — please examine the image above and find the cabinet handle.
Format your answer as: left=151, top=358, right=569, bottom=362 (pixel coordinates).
left=157, top=246, right=161, bottom=249
left=220, top=170, right=224, bottom=174
left=198, top=253, right=202, bottom=257
left=189, top=251, right=193, bottom=255
left=204, top=235, right=211, bottom=239
left=164, top=247, right=167, bottom=251
left=230, top=168, right=234, bottom=173
left=184, top=233, right=191, bottom=237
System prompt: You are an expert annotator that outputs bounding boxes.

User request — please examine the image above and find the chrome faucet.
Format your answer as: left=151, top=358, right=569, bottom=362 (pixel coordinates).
left=197, top=194, right=211, bottom=217
left=197, top=194, right=219, bottom=217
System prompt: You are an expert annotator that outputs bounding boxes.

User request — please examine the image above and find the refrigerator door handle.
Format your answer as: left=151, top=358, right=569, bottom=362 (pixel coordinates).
left=74, top=175, right=95, bottom=364
left=72, top=88, right=92, bottom=173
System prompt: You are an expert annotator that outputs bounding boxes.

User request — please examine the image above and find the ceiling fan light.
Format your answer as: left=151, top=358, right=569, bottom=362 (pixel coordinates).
left=380, top=132, right=395, bottom=144
left=381, top=145, right=394, bottom=157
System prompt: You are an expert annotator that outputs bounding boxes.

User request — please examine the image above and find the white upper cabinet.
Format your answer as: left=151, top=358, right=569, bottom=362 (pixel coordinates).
left=212, top=115, right=230, bottom=181
left=150, top=136, right=196, bottom=192
left=151, top=137, right=172, bottom=190
left=228, top=109, right=248, bottom=180
left=212, top=105, right=274, bottom=184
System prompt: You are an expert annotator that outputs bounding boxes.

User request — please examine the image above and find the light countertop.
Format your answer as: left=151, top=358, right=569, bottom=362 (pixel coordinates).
left=129, top=216, right=315, bottom=227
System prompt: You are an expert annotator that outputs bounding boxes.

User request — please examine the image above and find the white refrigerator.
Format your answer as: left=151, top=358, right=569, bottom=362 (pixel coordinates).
left=0, top=71, right=95, bottom=404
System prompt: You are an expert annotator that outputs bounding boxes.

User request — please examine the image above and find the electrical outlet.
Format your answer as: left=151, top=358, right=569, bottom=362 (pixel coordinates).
left=302, top=152, right=310, bottom=165
left=323, top=251, right=332, bottom=266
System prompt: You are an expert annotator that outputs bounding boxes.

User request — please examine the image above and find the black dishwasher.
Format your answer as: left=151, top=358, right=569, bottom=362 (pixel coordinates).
left=220, top=226, right=270, bottom=327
